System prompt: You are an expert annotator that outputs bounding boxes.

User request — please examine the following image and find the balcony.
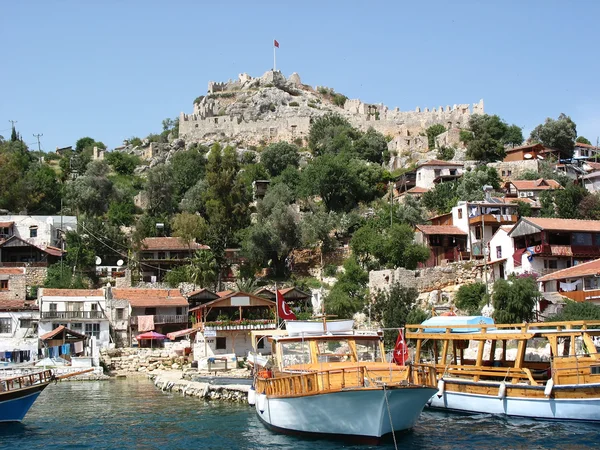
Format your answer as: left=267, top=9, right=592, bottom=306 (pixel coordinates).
left=130, top=315, right=188, bottom=325
left=469, top=214, right=518, bottom=226
left=41, top=311, right=106, bottom=320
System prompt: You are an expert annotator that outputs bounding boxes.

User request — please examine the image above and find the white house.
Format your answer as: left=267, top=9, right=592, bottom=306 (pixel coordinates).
left=0, top=300, right=39, bottom=362
left=415, top=160, right=463, bottom=189
left=487, top=225, right=516, bottom=281
left=38, top=288, right=110, bottom=349
left=582, top=171, right=600, bottom=193
left=0, top=215, right=77, bottom=249
left=504, top=179, right=562, bottom=201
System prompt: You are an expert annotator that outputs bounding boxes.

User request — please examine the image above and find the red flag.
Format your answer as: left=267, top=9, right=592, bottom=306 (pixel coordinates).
left=274, top=39, right=280, bottom=48
left=276, top=290, right=296, bottom=320
left=392, top=329, right=408, bottom=365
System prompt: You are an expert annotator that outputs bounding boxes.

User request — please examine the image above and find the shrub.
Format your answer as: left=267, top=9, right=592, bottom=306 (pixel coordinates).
left=193, top=96, right=204, bottom=104
left=289, top=101, right=299, bottom=107
left=454, top=282, right=486, bottom=315
left=437, top=146, right=455, bottom=161
left=332, top=93, right=347, bottom=107
left=323, top=264, right=338, bottom=277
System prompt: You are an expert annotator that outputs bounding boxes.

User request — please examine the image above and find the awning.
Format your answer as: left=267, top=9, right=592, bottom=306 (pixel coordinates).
left=166, top=328, right=197, bottom=340
left=136, top=331, right=166, bottom=340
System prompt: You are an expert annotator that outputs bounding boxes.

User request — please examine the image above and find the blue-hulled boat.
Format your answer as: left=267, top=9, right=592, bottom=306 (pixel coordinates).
left=0, top=370, right=54, bottom=422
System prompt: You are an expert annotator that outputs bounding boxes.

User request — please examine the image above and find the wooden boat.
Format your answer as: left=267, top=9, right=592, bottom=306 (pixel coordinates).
left=405, top=318, right=600, bottom=421
left=0, top=368, right=94, bottom=422
left=252, top=322, right=437, bottom=442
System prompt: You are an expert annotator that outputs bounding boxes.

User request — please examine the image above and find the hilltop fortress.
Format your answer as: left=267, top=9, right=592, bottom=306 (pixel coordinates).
left=179, top=70, right=483, bottom=154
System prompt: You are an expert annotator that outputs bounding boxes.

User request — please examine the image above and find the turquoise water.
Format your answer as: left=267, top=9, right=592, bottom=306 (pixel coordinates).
left=0, top=379, right=599, bottom=449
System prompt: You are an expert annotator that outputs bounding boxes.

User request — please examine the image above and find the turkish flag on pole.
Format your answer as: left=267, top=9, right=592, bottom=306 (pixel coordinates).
left=392, top=329, right=408, bottom=365
left=274, top=39, right=280, bottom=48
left=276, top=290, right=296, bottom=320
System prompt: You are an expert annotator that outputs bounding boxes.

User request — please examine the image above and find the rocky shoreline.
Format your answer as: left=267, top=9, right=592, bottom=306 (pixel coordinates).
left=149, top=371, right=251, bottom=403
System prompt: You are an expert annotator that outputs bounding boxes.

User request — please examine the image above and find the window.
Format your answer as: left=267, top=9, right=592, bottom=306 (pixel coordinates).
left=19, top=319, right=34, bottom=329
left=546, top=260, right=558, bottom=269
left=496, top=246, right=502, bottom=259
left=116, top=308, right=124, bottom=320
left=176, top=307, right=183, bottom=315
left=257, top=339, right=265, bottom=349
left=475, top=227, right=482, bottom=240
left=573, top=233, right=593, bottom=246
left=29, top=226, right=38, bottom=238
left=158, top=252, right=166, bottom=260
left=71, top=323, right=82, bottom=331
left=0, top=280, right=7, bottom=290
left=91, top=303, right=98, bottom=312
left=145, top=307, right=156, bottom=315
left=501, top=170, right=506, bottom=177
left=0, top=318, right=11, bottom=334
left=216, top=337, right=227, bottom=350
left=458, top=209, right=463, bottom=219
left=507, top=170, right=512, bottom=177
left=584, top=277, right=599, bottom=291
left=85, top=323, right=100, bottom=339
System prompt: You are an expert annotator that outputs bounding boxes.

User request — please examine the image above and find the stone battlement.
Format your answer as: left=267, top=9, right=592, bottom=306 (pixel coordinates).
left=179, top=70, right=483, bottom=148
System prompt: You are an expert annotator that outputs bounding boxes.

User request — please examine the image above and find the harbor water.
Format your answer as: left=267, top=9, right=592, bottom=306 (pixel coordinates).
left=1, top=379, right=599, bottom=449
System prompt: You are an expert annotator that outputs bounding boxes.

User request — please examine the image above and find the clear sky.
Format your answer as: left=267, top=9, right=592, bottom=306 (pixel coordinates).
left=2, top=1, right=599, bottom=152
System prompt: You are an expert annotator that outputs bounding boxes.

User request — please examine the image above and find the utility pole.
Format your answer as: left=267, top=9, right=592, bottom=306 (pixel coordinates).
left=33, top=133, right=43, bottom=152
left=8, top=120, right=17, bottom=127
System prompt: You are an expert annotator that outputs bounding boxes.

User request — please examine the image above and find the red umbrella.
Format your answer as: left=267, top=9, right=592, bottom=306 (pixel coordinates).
left=136, top=331, right=166, bottom=340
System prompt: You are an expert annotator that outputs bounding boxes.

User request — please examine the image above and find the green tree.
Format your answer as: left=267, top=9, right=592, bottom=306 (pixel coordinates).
left=465, top=114, right=521, bottom=162
left=515, top=200, right=533, bottom=218
left=530, top=113, right=577, bottom=157
left=171, top=212, right=208, bottom=254
left=504, top=125, right=524, bottom=147
left=353, top=127, right=389, bottom=164
left=554, top=182, right=588, bottom=219
left=455, top=166, right=501, bottom=201
left=492, top=275, right=539, bottom=323
left=426, top=124, right=446, bottom=149
left=64, top=161, right=114, bottom=215
left=10, top=125, right=18, bottom=142
left=579, top=193, right=600, bottom=220
left=107, top=199, right=136, bottom=226
left=75, top=137, right=95, bottom=153
left=187, top=249, right=218, bottom=289
left=325, top=257, right=368, bottom=319
left=576, top=136, right=592, bottom=145
left=260, top=142, right=300, bottom=177
left=437, top=146, right=455, bottom=161
left=105, top=151, right=140, bottom=176
left=308, top=113, right=358, bottom=156
left=169, top=147, right=207, bottom=201
left=371, top=283, right=420, bottom=347
left=144, top=165, right=176, bottom=216
left=547, top=301, right=600, bottom=322
left=454, top=282, right=486, bottom=315
left=421, top=181, right=459, bottom=215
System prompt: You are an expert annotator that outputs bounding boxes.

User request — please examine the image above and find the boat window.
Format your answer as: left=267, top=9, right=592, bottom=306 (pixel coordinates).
left=524, top=338, right=551, bottom=362
left=354, top=339, right=382, bottom=362
left=316, top=340, right=352, bottom=363
left=280, top=341, right=310, bottom=367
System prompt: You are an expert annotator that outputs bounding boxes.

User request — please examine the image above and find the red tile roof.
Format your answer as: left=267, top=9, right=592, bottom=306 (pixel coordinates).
left=42, top=289, right=104, bottom=297
left=0, top=222, right=14, bottom=228
left=217, top=290, right=233, bottom=297
left=538, top=258, right=600, bottom=282
left=399, top=186, right=429, bottom=195
left=417, top=159, right=463, bottom=167
left=416, top=225, right=467, bottom=236
left=0, top=300, right=37, bottom=311
left=505, top=143, right=546, bottom=153
left=112, top=288, right=188, bottom=307
left=141, top=237, right=210, bottom=251
left=40, top=325, right=87, bottom=341
left=586, top=162, right=600, bottom=172
left=519, top=217, right=600, bottom=233
left=507, top=179, right=562, bottom=190
left=575, top=142, right=599, bottom=149
left=0, top=268, right=25, bottom=275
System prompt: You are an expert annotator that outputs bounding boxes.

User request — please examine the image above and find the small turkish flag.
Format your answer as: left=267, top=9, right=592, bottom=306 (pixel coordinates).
left=274, top=39, right=280, bottom=48
left=392, top=329, right=408, bottom=365
left=276, top=289, right=296, bottom=320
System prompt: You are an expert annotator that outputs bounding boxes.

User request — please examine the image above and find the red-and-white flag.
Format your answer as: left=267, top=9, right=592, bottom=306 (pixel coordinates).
left=276, top=289, right=296, bottom=320
left=392, top=329, right=408, bottom=365
left=274, top=39, right=280, bottom=48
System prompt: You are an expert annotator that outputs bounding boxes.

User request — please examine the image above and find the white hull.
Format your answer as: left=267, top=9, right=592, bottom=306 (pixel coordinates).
left=256, top=387, right=436, bottom=438
left=429, top=380, right=600, bottom=421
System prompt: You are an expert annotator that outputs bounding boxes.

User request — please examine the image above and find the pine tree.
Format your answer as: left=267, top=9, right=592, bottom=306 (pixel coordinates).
left=10, top=126, right=17, bottom=142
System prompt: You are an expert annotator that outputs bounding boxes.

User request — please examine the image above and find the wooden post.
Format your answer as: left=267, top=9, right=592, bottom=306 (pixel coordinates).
left=474, top=340, right=485, bottom=382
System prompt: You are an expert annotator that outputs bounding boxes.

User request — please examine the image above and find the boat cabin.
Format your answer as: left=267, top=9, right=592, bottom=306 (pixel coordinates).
left=405, top=318, right=600, bottom=386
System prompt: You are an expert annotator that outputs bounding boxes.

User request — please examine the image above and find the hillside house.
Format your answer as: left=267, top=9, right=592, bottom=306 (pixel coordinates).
left=573, top=142, right=599, bottom=160
left=504, top=179, right=562, bottom=201
left=487, top=225, right=515, bottom=281
left=508, top=217, right=600, bottom=278
left=0, top=215, right=77, bottom=250
left=113, top=288, right=189, bottom=339
left=415, top=225, right=468, bottom=267
left=0, top=267, right=27, bottom=301
left=0, top=236, right=63, bottom=267
left=415, top=160, right=463, bottom=189
left=138, top=237, right=210, bottom=282
left=583, top=171, right=600, bottom=193
left=537, top=258, right=600, bottom=305
left=0, top=299, right=39, bottom=362
left=38, top=288, right=110, bottom=349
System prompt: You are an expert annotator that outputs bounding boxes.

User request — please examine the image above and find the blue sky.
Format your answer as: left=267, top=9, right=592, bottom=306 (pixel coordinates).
left=2, top=1, right=599, bottom=151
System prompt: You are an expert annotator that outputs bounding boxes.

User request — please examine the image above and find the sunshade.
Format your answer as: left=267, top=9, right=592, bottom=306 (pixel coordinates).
left=166, top=328, right=197, bottom=340
left=136, top=331, right=166, bottom=340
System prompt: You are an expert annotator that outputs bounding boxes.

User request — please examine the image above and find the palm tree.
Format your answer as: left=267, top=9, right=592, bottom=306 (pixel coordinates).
left=187, top=249, right=218, bottom=290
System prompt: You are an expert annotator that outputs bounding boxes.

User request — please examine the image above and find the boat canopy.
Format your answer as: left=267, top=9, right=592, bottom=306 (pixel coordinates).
left=420, top=316, right=495, bottom=333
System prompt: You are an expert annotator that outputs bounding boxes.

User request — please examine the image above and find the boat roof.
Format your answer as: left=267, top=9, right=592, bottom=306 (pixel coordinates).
left=273, top=331, right=380, bottom=342
left=419, top=316, right=495, bottom=333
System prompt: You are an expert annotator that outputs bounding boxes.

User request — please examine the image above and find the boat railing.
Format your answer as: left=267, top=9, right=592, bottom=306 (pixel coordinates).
left=550, top=355, right=600, bottom=385
left=0, top=370, right=53, bottom=392
left=258, top=364, right=436, bottom=397
left=437, top=364, right=538, bottom=385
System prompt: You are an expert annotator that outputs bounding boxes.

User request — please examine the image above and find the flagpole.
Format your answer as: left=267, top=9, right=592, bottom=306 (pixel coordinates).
left=273, top=40, right=277, bottom=72
left=275, top=282, right=279, bottom=328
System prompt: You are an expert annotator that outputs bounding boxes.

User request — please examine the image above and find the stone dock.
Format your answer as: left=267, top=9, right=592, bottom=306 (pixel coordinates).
left=149, top=371, right=251, bottom=403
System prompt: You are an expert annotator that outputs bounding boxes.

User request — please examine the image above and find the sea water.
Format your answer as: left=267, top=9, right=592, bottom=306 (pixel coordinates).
left=0, top=379, right=598, bottom=449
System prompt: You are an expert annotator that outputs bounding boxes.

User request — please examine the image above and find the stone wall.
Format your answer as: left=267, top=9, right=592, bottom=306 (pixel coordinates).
left=488, top=160, right=540, bottom=179
left=101, top=346, right=193, bottom=375
left=0, top=270, right=26, bottom=300
left=25, top=267, right=47, bottom=288
left=179, top=70, right=483, bottom=149
left=369, top=262, right=485, bottom=307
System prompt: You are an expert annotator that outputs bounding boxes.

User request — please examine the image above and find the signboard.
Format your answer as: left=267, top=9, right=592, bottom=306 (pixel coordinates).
left=231, top=296, right=250, bottom=306
left=204, top=330, right=217, bottom=337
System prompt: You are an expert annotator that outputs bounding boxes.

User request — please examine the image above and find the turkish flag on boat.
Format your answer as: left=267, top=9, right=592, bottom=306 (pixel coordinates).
left=276, top=289, right=296, bottom=320
left=274, top=39, right=280, bottom=48
left=392, top=329, right=408, bottom=365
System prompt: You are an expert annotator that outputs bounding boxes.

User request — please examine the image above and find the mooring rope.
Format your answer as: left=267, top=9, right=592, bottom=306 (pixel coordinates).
left=383, top=384, right=398, bottom=450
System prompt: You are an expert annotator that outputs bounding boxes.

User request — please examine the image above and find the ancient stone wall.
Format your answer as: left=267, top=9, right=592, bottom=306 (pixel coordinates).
left=101, top=346, right=192, bottom=374
left=488, top=160, right=540, bottom=179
